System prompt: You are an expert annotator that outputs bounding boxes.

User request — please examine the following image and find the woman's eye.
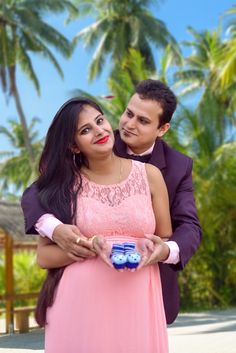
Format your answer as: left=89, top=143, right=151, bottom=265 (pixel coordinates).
left=80, top=127, right=90, bottom=135
left=97, top=117, right=104, bottom=125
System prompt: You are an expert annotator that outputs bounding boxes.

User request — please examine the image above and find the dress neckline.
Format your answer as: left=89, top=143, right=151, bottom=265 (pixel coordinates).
left=81, top=160, right=134, bottom=187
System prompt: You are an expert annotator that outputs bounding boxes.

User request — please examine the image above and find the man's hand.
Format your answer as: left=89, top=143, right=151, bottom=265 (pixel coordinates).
left=138, top=234, right=170, bottom=269
left=52, top=224, right=97, bottom=261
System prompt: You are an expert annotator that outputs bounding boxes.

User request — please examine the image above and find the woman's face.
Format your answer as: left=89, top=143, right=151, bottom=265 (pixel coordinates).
left=73, top=105, right=114, bottom=158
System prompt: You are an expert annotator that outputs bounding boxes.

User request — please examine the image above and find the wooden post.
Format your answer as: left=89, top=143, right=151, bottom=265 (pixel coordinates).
left=5, top=232, right=14, bottom=334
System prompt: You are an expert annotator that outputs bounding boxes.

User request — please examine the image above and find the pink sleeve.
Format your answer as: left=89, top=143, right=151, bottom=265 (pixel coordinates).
left=35, top=214, right=63, bottom=241
left=163, top=241, right=180, bottom=264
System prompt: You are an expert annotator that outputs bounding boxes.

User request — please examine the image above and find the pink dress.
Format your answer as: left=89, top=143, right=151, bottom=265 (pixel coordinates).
left=45, top=161, right=168, bottom=353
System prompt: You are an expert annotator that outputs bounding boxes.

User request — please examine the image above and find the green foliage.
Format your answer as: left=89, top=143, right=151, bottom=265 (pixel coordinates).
left=174, top=26, right=236, bottom=120
left=217, top=5, right=236, bottom=89
left=0, top=1, right=235, bottom=313
left=13, top=251, right=46, bottom=304
left=0, top=118, right=43, bottom=198
left=0, top=0, right=78, bottom=169
left=0, top=0, right=77, bottom=95
left=72, top=48, right=151, bottom=126
left=179, top=143, right=236, bottom=310
left=0, top=250, right=46, bottom=307
left=73, top=0, right=181, bottom=80
left=71, top=47, right=180, bottom=129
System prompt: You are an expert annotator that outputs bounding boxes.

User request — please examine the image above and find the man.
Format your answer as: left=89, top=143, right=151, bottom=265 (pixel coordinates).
left=21, top=79, right=201, bottom=325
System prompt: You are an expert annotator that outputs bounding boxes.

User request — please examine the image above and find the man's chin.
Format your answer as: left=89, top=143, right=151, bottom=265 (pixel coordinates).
left=120, top=135, right=137, bottom=149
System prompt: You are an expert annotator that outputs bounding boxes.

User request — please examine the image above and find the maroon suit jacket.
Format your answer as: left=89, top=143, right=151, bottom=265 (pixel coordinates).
left=21, top=131, right=201, bottom=324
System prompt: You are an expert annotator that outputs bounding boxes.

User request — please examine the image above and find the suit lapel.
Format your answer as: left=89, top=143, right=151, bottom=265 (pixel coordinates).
left=149, top=139, right=166, bottom=171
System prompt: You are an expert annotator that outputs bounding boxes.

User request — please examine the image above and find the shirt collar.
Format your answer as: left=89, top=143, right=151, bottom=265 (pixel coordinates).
left=126, top=143, right=155, bottom=156
left=113, top=130, right=166, bottom=171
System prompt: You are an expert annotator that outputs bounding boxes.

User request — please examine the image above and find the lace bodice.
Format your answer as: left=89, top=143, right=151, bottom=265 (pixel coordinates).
left=76, top=161, right=156, bottom=239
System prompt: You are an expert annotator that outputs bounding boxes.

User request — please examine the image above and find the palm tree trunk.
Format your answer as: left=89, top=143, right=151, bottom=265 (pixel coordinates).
left=9, top=66, right=35, bottom=166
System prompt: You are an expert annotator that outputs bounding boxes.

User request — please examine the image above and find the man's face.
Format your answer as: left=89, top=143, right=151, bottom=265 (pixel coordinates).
left=119, top=94, right=170, bottom=154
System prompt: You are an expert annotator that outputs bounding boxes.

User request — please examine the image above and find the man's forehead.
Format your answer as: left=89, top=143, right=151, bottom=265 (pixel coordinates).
left=126, top=94, right=163, bottom=119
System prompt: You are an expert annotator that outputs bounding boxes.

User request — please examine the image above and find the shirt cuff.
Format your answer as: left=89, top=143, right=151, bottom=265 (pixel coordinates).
left=162, top=241, right=180, bottom=264
left=35, top=214, right=63, bottom=241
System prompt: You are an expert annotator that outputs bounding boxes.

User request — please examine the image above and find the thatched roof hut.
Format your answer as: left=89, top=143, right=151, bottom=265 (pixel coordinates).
left=0, top=201, right=38, bottom=334
left=0, top=201, right=35, bottom=241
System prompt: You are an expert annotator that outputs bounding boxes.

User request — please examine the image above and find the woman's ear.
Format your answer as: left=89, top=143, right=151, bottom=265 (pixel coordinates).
left=70, top=144, right=80, bottom=154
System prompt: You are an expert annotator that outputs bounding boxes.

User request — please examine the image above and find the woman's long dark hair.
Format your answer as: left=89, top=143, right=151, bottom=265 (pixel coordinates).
left=35, top=97, right=103, bottom=327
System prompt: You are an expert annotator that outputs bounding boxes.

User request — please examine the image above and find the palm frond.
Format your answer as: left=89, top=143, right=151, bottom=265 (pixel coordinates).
left=88, top=32, right=112, bottom=81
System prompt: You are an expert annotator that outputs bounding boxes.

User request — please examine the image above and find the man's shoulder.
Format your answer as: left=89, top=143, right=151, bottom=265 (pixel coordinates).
left=161, top=140, right=192, bottom=163
left=153, top=139, right=193, bottom=175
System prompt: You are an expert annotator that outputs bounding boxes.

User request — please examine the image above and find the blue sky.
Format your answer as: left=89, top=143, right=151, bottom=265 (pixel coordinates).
left=0, top=0, right=235, bottom=151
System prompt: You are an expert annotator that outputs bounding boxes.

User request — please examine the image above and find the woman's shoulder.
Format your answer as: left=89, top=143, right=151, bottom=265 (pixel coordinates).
left=144, top=163, right=164, bottom=193
left=124, top=160, right=163, bottom=182
left=145, top=163, right=162, bottom=178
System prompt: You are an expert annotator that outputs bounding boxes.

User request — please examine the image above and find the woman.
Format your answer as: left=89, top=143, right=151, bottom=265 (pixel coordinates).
left=35, top=97, right=172, bottom=353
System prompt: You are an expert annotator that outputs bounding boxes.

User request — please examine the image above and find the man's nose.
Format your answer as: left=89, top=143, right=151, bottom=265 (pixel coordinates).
left=125, top=118, right=136, bottom=129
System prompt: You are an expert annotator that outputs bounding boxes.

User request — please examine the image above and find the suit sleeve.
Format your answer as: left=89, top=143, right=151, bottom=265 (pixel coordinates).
left=21, top=182, right=48, bottom=234
left=169, top=158, right=202, bottom=271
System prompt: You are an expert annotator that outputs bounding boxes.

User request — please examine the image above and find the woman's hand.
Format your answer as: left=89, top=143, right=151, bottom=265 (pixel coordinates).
left=53, top=224, right=97, bottom=261
left=92, top=236, right=113, bottom=268
left=136, top=237, right=154, bottom=270
left=137, top=234, right=170, bottom=269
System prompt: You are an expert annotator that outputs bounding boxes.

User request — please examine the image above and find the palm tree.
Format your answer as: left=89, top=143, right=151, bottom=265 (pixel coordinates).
left=73, top=0, right=181, bottom=80
left=0, top=118, right=43, bottom=198
left=0, top=0, right=77, bottom=167
left=217, top=5, right=236, bottom=89
left=174, top=27, right=222, bottom=97
left=71, top=47, right=183, bottom=156
left=71, top=46, right=181, bottom=126
left=178, top=142, right=236, bottom=309
left=71, top=49, right=150, bottom=126
left=174, top=27, right=235, bottom=158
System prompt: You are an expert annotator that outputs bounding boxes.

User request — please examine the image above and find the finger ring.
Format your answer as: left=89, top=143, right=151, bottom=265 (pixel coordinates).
left=76, top=237, right=81, bottom=245
left=89, top=235, right=97, bottom=248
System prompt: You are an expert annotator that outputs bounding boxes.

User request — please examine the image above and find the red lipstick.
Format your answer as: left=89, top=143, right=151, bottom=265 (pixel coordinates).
left=95, top=136, right=109, bottom=144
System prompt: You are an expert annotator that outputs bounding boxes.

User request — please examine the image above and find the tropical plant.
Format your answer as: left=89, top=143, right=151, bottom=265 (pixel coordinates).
left=174, top=27, right=235, bottom=158
left=174, top=27, right=223, bottom=97
left=0, top=0, right=77, bottom=167
left=0, top=118, right=43, bottom=197
left=72, top=47, right=181, bottom=130
left=179, top=142, right=236, bottom=310
left=0, top=250, right=46, bottom=307
left=71, top=49, right=150, bottom=126
left=73, top=0, right=181, bottom=80
left=13, top=251, right=46, bottom=300
left=217, top=5, right=236, bottom=89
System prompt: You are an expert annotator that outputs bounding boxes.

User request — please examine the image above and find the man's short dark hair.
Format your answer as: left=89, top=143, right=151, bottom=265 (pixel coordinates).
left=135, top=79, right=177, bottom=126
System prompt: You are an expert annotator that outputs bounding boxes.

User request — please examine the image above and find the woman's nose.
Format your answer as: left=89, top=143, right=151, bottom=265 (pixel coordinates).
left=94, top=125, right=103, bottom=136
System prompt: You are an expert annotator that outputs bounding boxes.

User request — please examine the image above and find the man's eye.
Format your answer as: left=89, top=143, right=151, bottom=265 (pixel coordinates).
left=126, top=111, right=132, bottom=117
left=139, top=118, right=148, bottom=124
